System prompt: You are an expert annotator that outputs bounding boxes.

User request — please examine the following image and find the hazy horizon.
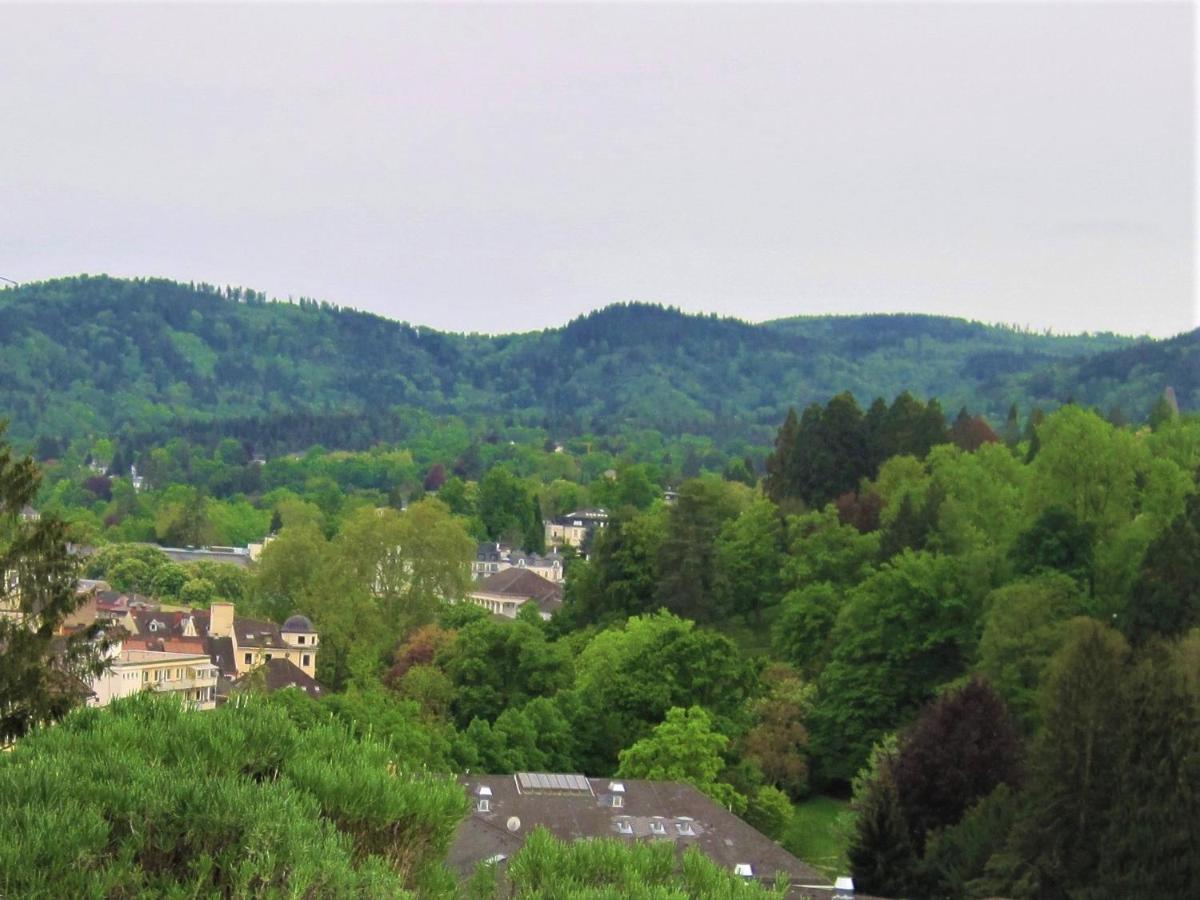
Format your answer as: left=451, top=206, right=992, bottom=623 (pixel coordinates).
left=3, top=271, right=1179, bottom=341
left=2, top=3, right=1194, bottom=337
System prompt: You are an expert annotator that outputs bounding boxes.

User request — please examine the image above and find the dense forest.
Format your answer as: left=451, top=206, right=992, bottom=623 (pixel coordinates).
left=4, top=275, right=1189, bottom=459
left=4, top=384, right=1198, bottom=896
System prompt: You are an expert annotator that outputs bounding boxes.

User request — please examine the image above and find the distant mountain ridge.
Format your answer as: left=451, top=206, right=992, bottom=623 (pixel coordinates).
left=0, top=275, right=1189, bottom=453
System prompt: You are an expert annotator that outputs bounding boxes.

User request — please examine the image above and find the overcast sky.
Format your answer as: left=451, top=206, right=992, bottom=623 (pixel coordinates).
left=1, top=2, right=1194, bottom=336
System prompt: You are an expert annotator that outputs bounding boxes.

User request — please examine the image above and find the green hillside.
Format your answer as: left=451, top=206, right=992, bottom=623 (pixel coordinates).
left=0, top=275, right=1180, bottom=453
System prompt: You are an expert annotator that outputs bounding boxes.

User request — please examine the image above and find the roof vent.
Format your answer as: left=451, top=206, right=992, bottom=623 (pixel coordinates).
left=506, top=816, right=521, bottom=833
left=734, top=864, right=753, bottom=878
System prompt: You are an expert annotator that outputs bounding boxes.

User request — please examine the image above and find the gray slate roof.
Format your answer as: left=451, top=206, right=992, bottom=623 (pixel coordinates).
left=449, top=775, right=839, bottom=896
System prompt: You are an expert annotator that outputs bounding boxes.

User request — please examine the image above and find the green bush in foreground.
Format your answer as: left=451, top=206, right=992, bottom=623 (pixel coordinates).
left=0, top=693, right=466, bottom=898
left=470, top=826, right=789, bottom=899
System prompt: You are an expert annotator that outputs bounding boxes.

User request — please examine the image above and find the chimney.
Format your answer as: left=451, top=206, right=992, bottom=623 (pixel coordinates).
left=208, top=602, right=235, bottom=638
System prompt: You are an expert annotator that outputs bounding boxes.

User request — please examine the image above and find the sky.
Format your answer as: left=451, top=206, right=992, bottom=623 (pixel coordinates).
left=1, top=2, right=1195, bottom=337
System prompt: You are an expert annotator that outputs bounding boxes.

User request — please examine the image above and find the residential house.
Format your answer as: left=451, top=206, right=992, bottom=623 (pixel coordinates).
left=468, top=569, right=564, bottom=620
left=88, top=638, right=219, bottom=710
left=114, top=602, right=320, bottom=692
left=448, top=773, right=846, bottom=898
left=472, top=543, right=566, bottom=584
left=544, top=508, right=608, bottom=550
left=231, top=657, right=324, bottom=700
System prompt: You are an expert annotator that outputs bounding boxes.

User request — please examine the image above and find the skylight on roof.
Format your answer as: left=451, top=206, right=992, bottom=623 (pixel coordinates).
left=734, top=864, right=753, bottom=878
left=515, top=772, right=592, bottom=794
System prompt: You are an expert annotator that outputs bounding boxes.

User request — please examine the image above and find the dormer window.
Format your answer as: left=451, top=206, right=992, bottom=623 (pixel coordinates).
left=734, top=864, right=753, bottom=879
left=616, top=819, right=633, bottom=835
left=676, top=821, right=696, bottom=836
left=476, top=785, right=492, bottom=812
left=649, top=820, right=667, bottom=835
left=608, top=782, right=626, bottom=808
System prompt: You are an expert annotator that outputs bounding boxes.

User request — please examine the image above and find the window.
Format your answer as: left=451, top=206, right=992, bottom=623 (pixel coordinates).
left=302, top=654, right=311, bottom=667
left=477, top=798, right=490, bottom=812
left=264, top=653, right=272, bottom=661
left=244, top=653, right=252, bottom=665
left=297, top=635, right=305, bottom=645
left=611, top=795, right=624, bottom=809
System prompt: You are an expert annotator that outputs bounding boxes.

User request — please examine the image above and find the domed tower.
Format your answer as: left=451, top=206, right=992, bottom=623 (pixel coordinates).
left=281, top=614, right=319, bottom=676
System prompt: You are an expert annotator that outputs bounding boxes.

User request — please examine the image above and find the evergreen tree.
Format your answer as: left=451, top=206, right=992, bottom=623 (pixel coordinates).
left=1003, top=402, right=1021, bottom=449
left=849, top=763, right=918, bottom=897
left=0, top=426, right=111, bottom=743
left=1097, top=639, right=1200, bottom=897
left=1126, top=493, right=1200, bottom=643
left=1003, top=619, right=1127, bottom=897
left=1147, top=389, right=1178, bottom=430
left=764, top=407, right=800, bottom=505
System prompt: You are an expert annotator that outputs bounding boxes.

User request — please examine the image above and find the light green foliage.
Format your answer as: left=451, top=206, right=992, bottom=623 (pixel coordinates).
left=178, top=576, right=216, bottom=607
left=84, top=542, right=171, bottom=593
left=499, top=827, right=787, bottom=899
left=927, top=442, right=1027, bottom=561
left=618, top=706, right=745, bottom=813
left=809, top=552, right=974, bottom=783
left=335, top=499, right=475, bottom=634
left=874, top=455, right=930, bottom=527
left=457, top=697, right=578, bottom=774
left=977, top=574, right=1088, bottom=731
left=1027, top=406, right=1144, bottom=538
left=0, top=694, right=464, bottom=896
left=153, top=484, right=215, bottom=547
left=744, top=785, right=794, bottom=840
left=712, top=497, right=786, bottom=623
left=771, top=582, right=842, bottom=675
left=148, top=561, right=189, bottom=599
left=781, top=796, right=855, bottom=882
left=783, top=507, right=880, bottom=589
left=570, top=611, right=755, bottom=774
left=443, top=617, right=573, bottom=726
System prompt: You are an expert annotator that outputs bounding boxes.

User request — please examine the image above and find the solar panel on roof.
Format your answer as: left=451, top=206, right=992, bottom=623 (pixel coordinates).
left=515, top=772, right=592, bottom=794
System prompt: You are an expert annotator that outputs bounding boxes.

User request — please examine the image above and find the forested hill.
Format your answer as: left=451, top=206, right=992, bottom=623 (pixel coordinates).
left=0, top=275, right=1181, bottom=452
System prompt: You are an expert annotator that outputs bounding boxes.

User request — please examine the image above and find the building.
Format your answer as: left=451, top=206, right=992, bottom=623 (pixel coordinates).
left=88, top=639, right=219, bottom=710
left=544, top=508, right=608, bottom=550
left=231, top=657, right=325, bottom=700
left=448, top=773, right=844, bottom=897
left=158, top=545, right=254, bottom=568
left=472, top=543, right=566, bottom=584
left=469, top=569, right=564, bottom=620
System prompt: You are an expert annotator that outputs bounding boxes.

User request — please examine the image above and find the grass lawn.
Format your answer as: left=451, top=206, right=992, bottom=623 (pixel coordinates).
left=782, top=795, right=855, bottom=881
